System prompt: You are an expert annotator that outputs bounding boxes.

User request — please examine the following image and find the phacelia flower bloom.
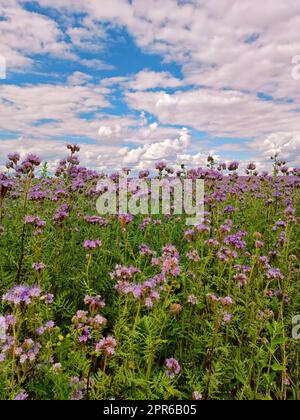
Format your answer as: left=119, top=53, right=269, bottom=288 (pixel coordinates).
left=110, top=265, right=140, bottom=281
left=222, top=312, right=233, bottom=324
left=84, top=295, right=106, bottom=310
left=186, top=250, right=200, bottom=262
left=247, top=162, right=256, bottom=171
left=2, top=285, right=42, bottom=306
left=220, top=296, right=233, bottom=306
left=266, top=268, right=284, bottom=280
left=32, top=262, right=46, bottom=272
left=14, top=392, right=28, bottom=401
left=95, top=336, right=117, bottom=356
left=207, top=293, right=220, bottom=303
left=255, top=240, right=264, bottom=249
left=25, top=153, right=41, bottom=166
left=139, top=244, right=156, bottom=256
left=139, top=170, right=150, bottom=179
left=8, top=153, right=20, bottom=164
left=67, top=144, right=80, bottom=154
left=224, top=231, right=248, bottom=250
left=41, top=293, right=54, bottom=304
left=118, top=214, right=134, bottom=226
left=83, top=240, right=102, bottom=250
left=166, top=358, right=181, bottom=378
left=155, top=161, right=167, bottom=172
left=192, top=391, right=203, bottom=400
left=228, top=161, right=239, bottom=171
left=234, top=273, right=248, bottom=288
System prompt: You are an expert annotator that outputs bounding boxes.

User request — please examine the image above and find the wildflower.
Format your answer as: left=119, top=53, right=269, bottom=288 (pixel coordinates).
left=78, top=328, right=91, bottom=343
left=156, top=161, right=167, bottom=172
left=247, top=162, right=256, bottom=171
left=95, top=336, right=117, bottom=356
left=139, top=244, right=156, bottom=256
left=110, top=265, right=140, bottom=281
left=14, top=392, right=28, bottom=401
left=140, top=217, right=151, bottom=230
left=186, top=250, right=200, bottom=262
left=3, top=285, right=42, bottom=306
left=192, top=391, right=203, bottom=400
left=222, top=312, right=233, bottom=324
left=71, top=389, right=83, bottom=401
left=220, top=296, right=233, bottom=306
left=255, top=240, right=264, bottom=249
left=162, top=257, right=181, bottom=277
left=224, top=231, right=248, bottom=250
left=32, top=262, right=46, bottom=272
left=118, top=214, right=133, bottom=226
left=41, top=293, right=54, bottom=304
left=139, top=170, right=150, bottom=179
left=84, top=295, right=106, bottom=310
left=187, top=294, right=199, bottom=305
left=234, top=273, right=248, bottom=288
left=166, top=358, right=181, bottom=378
left=92, top=315, right=107, bottom=328
left=266, top=268, right=284, bottom=280
left=207, top=293, right=220, bottom=303
left=67, top=144, right=80, bottom=154
left=228, top=161, right=239, bottom=171
left=217, top=247, right=238, bottom=262
left=83, top=240, right=102, bottom=250
left=8, top=153, right=20, bottom=164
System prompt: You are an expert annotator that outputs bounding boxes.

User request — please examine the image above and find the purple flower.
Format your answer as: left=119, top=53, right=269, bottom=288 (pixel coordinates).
left=32, top=262, right=46, bottom=272
left=14, top=392, right=28, bottom=401
left=166, top=358, right=181, bottom=378
left=222, top=312, right=233, bottom=324
left=220, top=296, right=233, bottom=306
left=8, top=153, right=20, bottom=164
left=247, top=162, right=256, bottom=171
left=228, top=161, right=239, bottom=171
left=266, top=268, right=284, bottom=280
left=192, top=391, right=203, bottom=400
left=84, top=295, right=106, bottom=310
left=95, top=336, right=117, bottom=356
left=118, top=214, right=134, bottom=226
left=67, top=144, right=80, bottom=154
left=83, top=240, right=102, bottom=250
left=155, top=161, right=167, bottom=172
left=2, top=285, right=42, bottom=306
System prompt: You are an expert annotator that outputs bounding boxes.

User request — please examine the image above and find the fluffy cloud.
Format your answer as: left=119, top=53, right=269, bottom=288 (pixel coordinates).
left=125, top=88, right=300, bottom=138
left=0, top=1, right=75, bottom=70
left=1, top=0, right=299, bottom=171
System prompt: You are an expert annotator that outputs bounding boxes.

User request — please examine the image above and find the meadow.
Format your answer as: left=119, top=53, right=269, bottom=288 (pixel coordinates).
left=0, top=145, right=299, bottom=400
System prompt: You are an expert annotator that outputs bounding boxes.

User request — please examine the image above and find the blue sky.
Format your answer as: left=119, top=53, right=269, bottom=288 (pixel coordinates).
left=0, top=0, right=299, bottom=171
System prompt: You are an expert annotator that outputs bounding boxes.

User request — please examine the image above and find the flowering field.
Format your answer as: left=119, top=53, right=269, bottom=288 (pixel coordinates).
left=0, top=146, right=299, bottom=401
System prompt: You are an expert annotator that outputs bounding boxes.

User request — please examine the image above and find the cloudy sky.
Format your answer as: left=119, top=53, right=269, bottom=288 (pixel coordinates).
left=0, top=0, right=299, bottom=172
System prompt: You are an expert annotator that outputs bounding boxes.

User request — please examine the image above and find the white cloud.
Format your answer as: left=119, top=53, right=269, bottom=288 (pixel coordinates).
left=68, top=71, right=93, bottom=85
left=80, top=59, right=116, bottom=71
